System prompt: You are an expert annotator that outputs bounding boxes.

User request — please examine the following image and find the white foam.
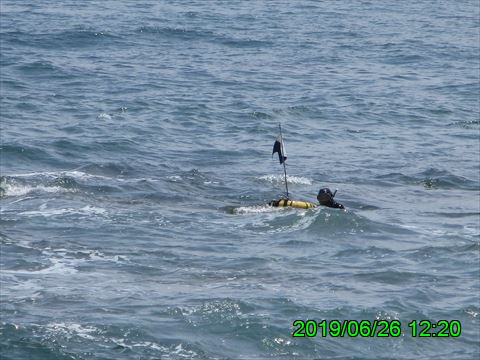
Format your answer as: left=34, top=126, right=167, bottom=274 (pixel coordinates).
left=273, top=337, right=292, bottom=346
left=18, top=205, right=107, bottom=218
left=8, top=171, right=59, bottom=178
left=132, top=341, right=168, bottom=352
left=1, top=182, right=68, bottom=197
left=233, top=204, right=283, bottom=214
left=111, top=337, right=133, bottom=349
left=171, top=343, right=197, bottom=358
left=9, top=170, right=110, bottom=181
left=267, top=211, right=318, bottom=234
left=1, top=170, right=99, bottom=197
left=64, top=170, right=103, bottom=180
left=2, top=257, right=78, bottom=276
left=466, top=309, right=478, bottom=318
left=97, top=112, right=112, bottom=120
left=167, top=175, right=182, bottom=182
left=45, top=322, right=100, bottom=340
left=88, top=250, right=128, bottom=263
left=79, top=205, right=107, bottom=215
left=257, top=174, right=313, bottom=185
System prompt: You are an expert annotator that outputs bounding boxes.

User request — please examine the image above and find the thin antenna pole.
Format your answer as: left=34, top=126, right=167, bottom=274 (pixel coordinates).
left=279, top=124, right=289, bottom=198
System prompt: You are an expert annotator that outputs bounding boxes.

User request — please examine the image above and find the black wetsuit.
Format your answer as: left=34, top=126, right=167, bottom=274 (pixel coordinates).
left=317, top=187, right=345, bottom=209
left=321, top=199, right=345, bottom=209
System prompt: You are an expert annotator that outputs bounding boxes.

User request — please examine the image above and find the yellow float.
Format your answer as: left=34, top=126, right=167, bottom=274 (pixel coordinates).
left=269, top=198, right=317, bottom=209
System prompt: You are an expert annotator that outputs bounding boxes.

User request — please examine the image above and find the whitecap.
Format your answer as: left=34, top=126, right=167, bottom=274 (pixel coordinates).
left=44, top=322, right=100, bottom=340
left=2, top=257, right=78, bottom=276
left=171, top=343, right=198, bottom=357
left=9, top=170, right=110, bottom=181
left=257, top=174, right=313, bottom=185
left=465, top=309, right=478, bottom=318
left=97, top=112, right=112, bottom=120
left=233, top=204, right=283, bottom=214
left=18, top=205, right=107, bottom=218
left=1, top=182, right=69, bottom=197
left=88, top=250, right=129, bottom=263
left=167, top=175, right=182, bottom=182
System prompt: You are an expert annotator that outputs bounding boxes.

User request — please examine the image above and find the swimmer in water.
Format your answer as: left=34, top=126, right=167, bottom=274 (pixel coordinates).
left=317, top=188, right=345, bottom=209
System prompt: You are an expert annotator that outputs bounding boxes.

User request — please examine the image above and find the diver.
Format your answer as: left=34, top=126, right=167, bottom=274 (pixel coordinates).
left=317, top=188, right=344, bottom=209
left=268, top=187, right=344, bottom=209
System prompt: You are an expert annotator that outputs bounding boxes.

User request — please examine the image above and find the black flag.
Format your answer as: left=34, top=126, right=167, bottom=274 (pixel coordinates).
left=272, top=135, right=287, bottom=164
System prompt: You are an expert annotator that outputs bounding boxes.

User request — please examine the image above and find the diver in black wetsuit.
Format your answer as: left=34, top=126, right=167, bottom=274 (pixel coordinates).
left=317, top=188, right=345, bottom=209
left=267, top=188, right=344, bottom=209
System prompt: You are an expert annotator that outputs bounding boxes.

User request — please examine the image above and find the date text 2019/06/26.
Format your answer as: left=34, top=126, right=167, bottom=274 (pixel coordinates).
left=292, top=319, right=461, bottom=338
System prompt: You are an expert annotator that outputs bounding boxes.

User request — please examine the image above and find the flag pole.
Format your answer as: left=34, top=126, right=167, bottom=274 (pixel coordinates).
left=279, top=124, right=289, bottom=198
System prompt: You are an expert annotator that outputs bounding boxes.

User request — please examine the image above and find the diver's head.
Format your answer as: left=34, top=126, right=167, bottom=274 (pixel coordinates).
left=317, top=188, right=334, bottom=205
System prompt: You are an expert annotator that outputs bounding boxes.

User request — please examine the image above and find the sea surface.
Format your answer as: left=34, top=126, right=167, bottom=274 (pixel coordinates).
left=1, top=1, right=479, bottom=359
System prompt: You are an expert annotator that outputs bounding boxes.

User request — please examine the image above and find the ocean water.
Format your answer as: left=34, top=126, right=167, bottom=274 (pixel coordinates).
left=1, top=0, right=479, bottom=359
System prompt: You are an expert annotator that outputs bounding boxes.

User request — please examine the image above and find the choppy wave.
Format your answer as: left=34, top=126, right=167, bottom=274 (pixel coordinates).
left=0, top=321, right=201, bottom=360
left=0, top=144, right=53, bottom=162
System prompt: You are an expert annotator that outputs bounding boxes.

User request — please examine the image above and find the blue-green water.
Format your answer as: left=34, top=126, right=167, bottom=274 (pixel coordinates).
left=1, top=1, right=479, bottom=359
